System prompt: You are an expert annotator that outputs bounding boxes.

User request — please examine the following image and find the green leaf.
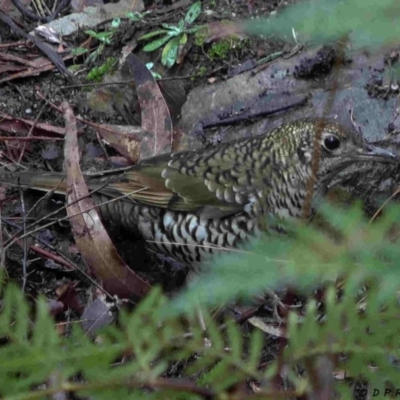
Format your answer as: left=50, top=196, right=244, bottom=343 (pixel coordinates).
left=185, top=1, right=201, bottom=25
left=85, top=29, right=97, bottom=37
left=161, top=36, right=181, bottom=67
left=161, top=23, right=181, bottom=33
left=32, top=297, right=60, bottom=349
left=186, top=26, right=202, bottom=34
left=126, top=11, right=140, bottom=21
left=126, top=11, right=149, bottom=21
left=85, top=30, right=113, bottom=44
left=138, top=29, right=170, bottom=40
left=151, top=71, right=162, bottom=80
left=247, top=329, right=263, bottom=368
left=143, top=35, right=172, bottom=52
left=71, top=47, right=88, bottom=56
left=111, top=18, right=121, bottom=28
left=226, top=320, right=242, bottom=359
left=180, top=33, right=188, bottom=45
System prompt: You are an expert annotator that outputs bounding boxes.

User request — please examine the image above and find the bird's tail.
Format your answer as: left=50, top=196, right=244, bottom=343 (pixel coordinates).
left=0, top=171, right=68, bottom=194
left=0, top=170, right=143, bottom=229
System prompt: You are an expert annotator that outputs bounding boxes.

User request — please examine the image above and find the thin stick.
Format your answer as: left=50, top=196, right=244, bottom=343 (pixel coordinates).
left=0, top=136, right=63, bottom=141
left=369, top=186, right=400, bottom=223
left=19, top=190, right=28, bottom=291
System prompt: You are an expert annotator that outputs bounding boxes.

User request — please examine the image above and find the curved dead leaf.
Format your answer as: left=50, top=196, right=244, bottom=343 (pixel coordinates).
left=62, top=102, right=151, bottom=300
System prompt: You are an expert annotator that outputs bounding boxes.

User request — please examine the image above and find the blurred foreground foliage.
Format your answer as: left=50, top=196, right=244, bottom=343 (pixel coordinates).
left=1, top=203, right=400, bottom=399
left=245, top=0, right=400, bottom=50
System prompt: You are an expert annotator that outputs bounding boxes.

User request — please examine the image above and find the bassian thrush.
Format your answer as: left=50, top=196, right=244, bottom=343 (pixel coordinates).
left=1, top=119, right=397, bottom=269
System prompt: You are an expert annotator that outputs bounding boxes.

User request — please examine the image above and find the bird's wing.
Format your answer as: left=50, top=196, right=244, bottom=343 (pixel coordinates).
left=102, top=139, right=268, bottom=217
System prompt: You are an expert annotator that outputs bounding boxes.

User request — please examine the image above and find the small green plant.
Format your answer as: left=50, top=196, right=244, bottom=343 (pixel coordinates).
left=80, top=19, right=123, bottom=79
left=196, top=65, right=207, bottom=77
left=73, top=13, right=152, bottom=81
left=138, top=1, right=202, bottom=68
left=208, top=40, right=232, bottom=60
left=85, top=29, right=114, bottom=45
left=83, top=19, right=120, bottom=66
left=87, top=57, right=117, bottom=82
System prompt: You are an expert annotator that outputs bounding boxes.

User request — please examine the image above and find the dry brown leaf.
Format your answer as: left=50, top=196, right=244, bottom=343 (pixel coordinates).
left=84, top=120, right=143, bottom=164
left=62, top=101, right=151, bottom=300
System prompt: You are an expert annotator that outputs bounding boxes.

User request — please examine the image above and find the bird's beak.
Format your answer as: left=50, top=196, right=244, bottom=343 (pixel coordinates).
left=356, top=144, right=398, bottom=163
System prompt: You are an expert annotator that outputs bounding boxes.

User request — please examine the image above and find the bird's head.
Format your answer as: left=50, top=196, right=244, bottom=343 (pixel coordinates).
left=292, top=119, right=398, bottom=186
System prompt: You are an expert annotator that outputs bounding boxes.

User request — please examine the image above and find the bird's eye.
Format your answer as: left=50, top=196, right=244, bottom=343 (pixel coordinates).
left=323, top=135, right=341, bottom=151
